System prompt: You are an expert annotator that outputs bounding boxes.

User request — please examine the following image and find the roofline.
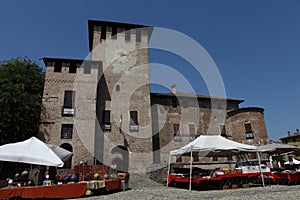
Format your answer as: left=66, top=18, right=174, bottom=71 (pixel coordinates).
left=41, top=57, right=101, bottom=67
left=280, top=134, right=300, bottom=140
left=150, top=92, right=244, bottom=103
left=227, top=107, right=265, bottom=117
left=88, top=19, right=154, bottom=52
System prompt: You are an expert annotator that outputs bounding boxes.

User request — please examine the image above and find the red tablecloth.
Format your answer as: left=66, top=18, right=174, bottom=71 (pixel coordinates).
left=0, top=182, right=86, bottom=199
left=273, top=172, right=300, bottom=184
left=105, top=179, right=122, bottom=191
left=168, top=172, right=273, bottom=186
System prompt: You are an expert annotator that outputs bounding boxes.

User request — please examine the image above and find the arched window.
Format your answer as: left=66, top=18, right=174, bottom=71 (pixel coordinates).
left=116, top=85, right=120, bottom=91
left=60, top=143, right=73, bottom=169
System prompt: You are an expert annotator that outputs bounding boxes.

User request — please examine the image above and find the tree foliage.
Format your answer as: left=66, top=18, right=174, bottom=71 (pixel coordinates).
left=0, top=57, right=44, bottom=145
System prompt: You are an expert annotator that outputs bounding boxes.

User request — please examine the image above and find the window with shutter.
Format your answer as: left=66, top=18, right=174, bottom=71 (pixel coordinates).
left=102, top=110, right=111, bottom=131
left=61, top=124, right=73, bottom=139
left=245, top=121, right=254, bottom=139
left=220, top=124, right=227, bottom=138
left=129, top=111, right=139, bottom=131
left=189, top=124, right=195, bottom=141
left=173, top=124, right=181, bottom=142
left=62, top=91, right=75, bottom=116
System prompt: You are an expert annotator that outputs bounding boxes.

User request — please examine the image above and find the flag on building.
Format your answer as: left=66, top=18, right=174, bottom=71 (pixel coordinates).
left=118, top=114, right=122, bottom=133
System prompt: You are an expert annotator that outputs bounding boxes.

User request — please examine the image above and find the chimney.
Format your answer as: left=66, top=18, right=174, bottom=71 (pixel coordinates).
left=288, top=131, right=291, bottom=136
left=171, top=84, right=176, bottom=94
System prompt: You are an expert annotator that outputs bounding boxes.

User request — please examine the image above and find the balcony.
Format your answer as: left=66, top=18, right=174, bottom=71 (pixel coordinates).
left=174, top=134, right=182, bottom=142
left=101, top=123, right=111, bottom=131
left=189, top=134, right=196, bottom=141
left=129, top=124, right=139, bottom=132
left=246, top=132, right=254, bottom=140
left=62, top=107, right=75, bottom=116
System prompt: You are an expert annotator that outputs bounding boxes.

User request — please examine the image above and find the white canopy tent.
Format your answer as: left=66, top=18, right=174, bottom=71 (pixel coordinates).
left=258, top=143, right=299, bottom=154
left=170, top=135, right=258, bottom=156
left=168, top=135, right=260, bottom=190
left=0, top=137, right=64, bottom=167
left=284, top=158, right=300, bottom=165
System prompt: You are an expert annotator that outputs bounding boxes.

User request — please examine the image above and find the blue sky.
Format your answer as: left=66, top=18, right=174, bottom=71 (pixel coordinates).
left=1, top=0, right=299, bottom=140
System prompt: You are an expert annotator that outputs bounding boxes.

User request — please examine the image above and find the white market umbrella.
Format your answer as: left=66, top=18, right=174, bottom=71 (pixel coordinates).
left=0, top=137, right=64, bottom=167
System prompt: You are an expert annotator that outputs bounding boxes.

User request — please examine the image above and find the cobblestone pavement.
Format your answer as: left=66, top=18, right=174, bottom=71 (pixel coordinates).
left=72, top=174, right=300, bottom=200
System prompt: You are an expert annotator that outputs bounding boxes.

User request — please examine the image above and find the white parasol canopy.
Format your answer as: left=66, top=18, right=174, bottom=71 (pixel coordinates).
left=0, top=137, right=64, bottom=167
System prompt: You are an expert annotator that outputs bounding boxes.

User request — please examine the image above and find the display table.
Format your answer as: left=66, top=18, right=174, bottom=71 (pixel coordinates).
left=0, top=182, right=87, bottom=199
left=105, top=179, right=122, bottom=191
left=168, top=172, right=274, bottom=190
left=273, top=172, right=300, bottom=184
left=80, top=179, right=122, bottom=191
left=80, top=180, right=106, bottom=190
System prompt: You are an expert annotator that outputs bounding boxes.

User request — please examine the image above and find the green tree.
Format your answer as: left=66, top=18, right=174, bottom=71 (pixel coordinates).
left=0, top=57, right=44, bottom=145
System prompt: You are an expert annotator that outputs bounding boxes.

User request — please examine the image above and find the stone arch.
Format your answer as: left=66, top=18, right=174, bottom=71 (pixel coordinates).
left=60, top=143, right=73, bottom=169
left=111, top=145, right=129, bottom=172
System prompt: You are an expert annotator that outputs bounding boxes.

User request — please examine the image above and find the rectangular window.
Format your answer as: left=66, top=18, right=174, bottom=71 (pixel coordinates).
left=136, top=29, right=141, bottom=42
left=54, top=62, right=62, bottom=72
left=193, top=152, right=199, bottom=162
left=125, top=30, right=131, bottom=41
left=176, top=156, right=182, bottom=163
left=220, top=124, right=227, bottom=138
left=102, top=110, right=111, bottom=130
left=249, top=153, right=257, bottom=160
left=112, top=27, right=117, bottom=40
left=173, top=124, right=181, bottom=142
left=84, top=63, right=91, bottom=74
left=63, top=91, right=75, bottom=108
left=189, top=124, right=196, bottom=141
left=129, top=111, right=139, bottom=131
left=69, top=63, right=77, bottom=73
left=63, top=91, right=75, bottom=116
left=212, top=157, right=218, bottom=161
left=172, top=99, right=177, bottom=108
left=245, top=122, right=254, bottom=139
left=100, top=26, right=106, bottom=40
left=61, top=124, right=73, bottom=139
left=245, top=122, right=252, bottom=133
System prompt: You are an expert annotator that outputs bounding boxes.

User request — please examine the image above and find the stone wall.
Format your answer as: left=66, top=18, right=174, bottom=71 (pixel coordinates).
left=40, top=59, right=101, bottom=166
left=226, top=107, right=268, bottom=145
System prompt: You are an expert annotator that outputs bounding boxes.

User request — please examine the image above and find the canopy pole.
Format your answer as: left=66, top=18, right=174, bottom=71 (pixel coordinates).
left=256, top=151, right=265, bottom=187
left=189, top=149, right=193, bottom=191
left=167, top=154, right=171, bottom=187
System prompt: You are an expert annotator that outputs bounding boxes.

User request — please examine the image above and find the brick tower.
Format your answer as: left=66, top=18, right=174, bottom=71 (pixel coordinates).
left=88, top=20, right=154, bottom=172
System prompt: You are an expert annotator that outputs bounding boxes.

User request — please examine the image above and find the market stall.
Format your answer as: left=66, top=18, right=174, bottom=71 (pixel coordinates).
left=168, top=135, right=261, bottom=190
left=258, top=143, right=300, bottom=185
left=0, top=138, right=126, bottom=198
left=72, top=164, right=128, bottom=193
